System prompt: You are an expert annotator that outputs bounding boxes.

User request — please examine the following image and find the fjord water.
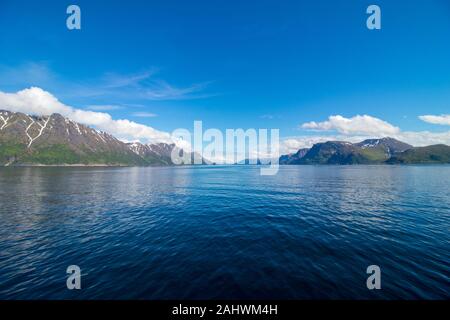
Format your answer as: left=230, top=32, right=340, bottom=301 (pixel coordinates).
left=0, top=166, right=448, bottom=299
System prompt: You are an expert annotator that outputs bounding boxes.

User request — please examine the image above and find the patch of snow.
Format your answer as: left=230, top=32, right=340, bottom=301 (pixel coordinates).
left=0, top=115, right=9, bottom=130
left=97, top=132, right=107, bottom=143
left=26, top=116, right=51, bottom=148
left=361, top=140, right=380, bottom=149
left=74, top=122, right=82, bottom=135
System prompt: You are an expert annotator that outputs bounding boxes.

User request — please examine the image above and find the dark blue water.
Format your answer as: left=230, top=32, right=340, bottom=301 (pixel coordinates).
left=0, top=166, right=449, bottom=299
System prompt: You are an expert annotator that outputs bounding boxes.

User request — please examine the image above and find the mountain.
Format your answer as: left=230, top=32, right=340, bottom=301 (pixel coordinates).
left=0, top=110, right=196, bottom=166
left=279, top=148, right=309, bottom=164
left=3, top=110, right=448, bottom=167
left=127, top=142, right=176, bottom=165
left=299, top=141, right=375, bottom=164
left=387, top=144, right=450, bottom=164
left=128, top=141, right=209, bottom=165
left=356, top=137, right=412, bottom=157
left=237, top=159, right=263, bottom=165
left=280, top=138, right=449, bottom=165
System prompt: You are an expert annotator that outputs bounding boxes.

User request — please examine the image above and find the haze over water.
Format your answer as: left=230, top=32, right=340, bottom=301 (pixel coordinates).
left=0, top=166, right=449, bottom=299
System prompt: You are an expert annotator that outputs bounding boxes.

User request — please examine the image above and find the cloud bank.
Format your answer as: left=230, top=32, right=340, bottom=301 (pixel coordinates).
left=419, top=114, right=450, bottom=126
left=0, top=87, right=172, bottom=144
left=1, top=87, right=449, bottom=157
left=301, top=115, right=400, bottom=136
left=279, top=114, right=450, bottom=154
left=132, top=112, right=158, bottom=118
left=0, top=62, right=214, bottom=103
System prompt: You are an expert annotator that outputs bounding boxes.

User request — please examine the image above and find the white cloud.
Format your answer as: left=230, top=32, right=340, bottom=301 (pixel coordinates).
left=132, top=112, right=157, bottom=118
left=281, top=131, right=450, bottom=154
left=288, top=114, right=450, bottom=153
left=419, top=114, right=450, bottom=126
left=0, top=87, right=172, bottom=144
left=141, top=80, right=213, bottom=101
left=301, top=115, right=400, bottom=136
left=69, top=72, right=213, bottom=101
left=86, top=105, right=123, bottom=111
left=281, top=135, right=373, bottom=154
left=394, top=130, right=450, bottom=146
left=101, top=70, right=157, bottom=89
left=0, top=62, right=54, bottom=88
left=0, top=63, right=214, bottom=102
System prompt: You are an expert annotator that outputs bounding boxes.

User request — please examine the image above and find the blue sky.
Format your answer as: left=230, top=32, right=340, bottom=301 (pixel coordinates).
left=0, top=0, right=450, bottom=150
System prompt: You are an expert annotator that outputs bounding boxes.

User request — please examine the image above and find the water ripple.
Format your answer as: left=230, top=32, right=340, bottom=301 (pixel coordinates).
left=0, top=166, right=449, bottom=299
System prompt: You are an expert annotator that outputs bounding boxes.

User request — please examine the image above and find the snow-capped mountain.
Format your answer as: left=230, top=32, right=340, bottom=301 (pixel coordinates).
left=279, top=137, right=450, bottom=164
left=355, top=137, right=412, bottom=157
left=0, top=110, right=194, bottom=166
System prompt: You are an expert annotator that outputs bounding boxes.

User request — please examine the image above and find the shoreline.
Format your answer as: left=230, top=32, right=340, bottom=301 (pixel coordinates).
left=2, top=163, right=450, bottom=168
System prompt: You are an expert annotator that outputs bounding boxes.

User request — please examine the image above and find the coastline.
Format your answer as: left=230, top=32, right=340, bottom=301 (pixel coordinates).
left=2, top=163, right=450, bottom=168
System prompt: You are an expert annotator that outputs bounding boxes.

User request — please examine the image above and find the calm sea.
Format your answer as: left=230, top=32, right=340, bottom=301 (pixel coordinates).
left=0, top=165, right=449, bottom=299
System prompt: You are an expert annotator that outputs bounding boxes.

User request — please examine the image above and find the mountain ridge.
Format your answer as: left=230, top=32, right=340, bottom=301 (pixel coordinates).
left=0, top=110, right=197, bottom=166
left=279, top=137, right=450, bottom=165
left=2, top=110, right=450, bottom=166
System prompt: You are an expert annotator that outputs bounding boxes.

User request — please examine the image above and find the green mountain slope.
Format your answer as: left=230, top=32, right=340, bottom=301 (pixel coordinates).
left=279, top=137, right=449, bottom=165
left=0, top=110, right=197, bottom=166
left=387, top=145, right=450, bottom=164
left=298, top=141, right=390, bottom=164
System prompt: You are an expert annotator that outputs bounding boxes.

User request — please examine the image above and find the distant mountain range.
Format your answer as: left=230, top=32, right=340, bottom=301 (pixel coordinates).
left=279, top=137, right=450, bottom=165
left=0, top=110, right=202, bottom=166
left=1, top=110, right=450, bottom=166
